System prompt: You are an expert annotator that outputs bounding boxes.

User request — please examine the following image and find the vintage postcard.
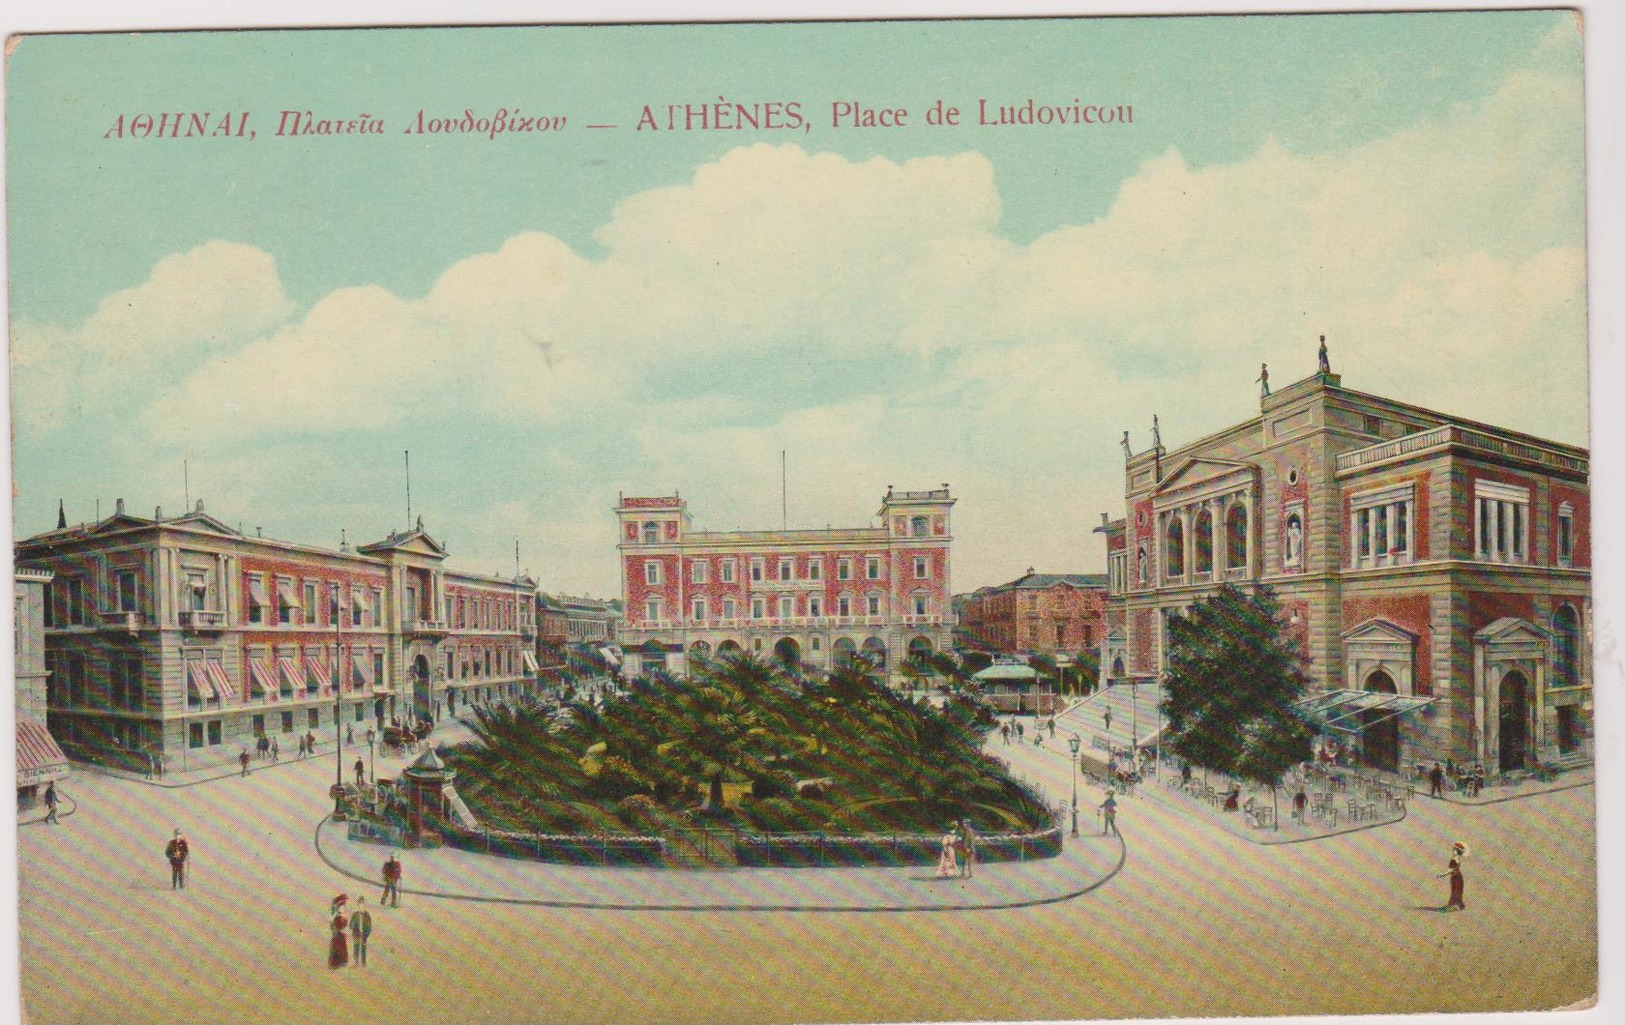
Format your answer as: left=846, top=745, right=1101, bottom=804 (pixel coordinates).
left=5, top=9, right=1606, bottom=1025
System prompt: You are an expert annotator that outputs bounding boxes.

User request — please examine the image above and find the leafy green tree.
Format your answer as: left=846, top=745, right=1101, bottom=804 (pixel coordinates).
left=1160, top=584, right=1315, bottom=828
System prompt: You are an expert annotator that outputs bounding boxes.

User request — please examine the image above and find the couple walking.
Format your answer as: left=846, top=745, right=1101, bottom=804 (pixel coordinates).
left=934, top=818, right=977, bottom=879
left=327, top=895, right=374, bottom=968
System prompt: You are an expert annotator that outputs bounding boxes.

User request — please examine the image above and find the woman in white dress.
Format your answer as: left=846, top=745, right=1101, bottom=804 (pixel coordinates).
left=936, top=829, right=959, bottom=878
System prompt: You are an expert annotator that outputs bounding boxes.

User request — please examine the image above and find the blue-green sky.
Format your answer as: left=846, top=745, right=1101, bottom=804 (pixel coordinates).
left=7, top=12, right=1587, bottom=594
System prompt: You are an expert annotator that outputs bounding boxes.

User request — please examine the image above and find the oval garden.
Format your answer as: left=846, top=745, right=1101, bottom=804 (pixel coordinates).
left=388, top=655, right=1060, bottom=868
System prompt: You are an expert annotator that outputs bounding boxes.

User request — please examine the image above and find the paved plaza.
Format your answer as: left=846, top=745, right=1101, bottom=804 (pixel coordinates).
left=16, top=720, right=1598, bottom=1024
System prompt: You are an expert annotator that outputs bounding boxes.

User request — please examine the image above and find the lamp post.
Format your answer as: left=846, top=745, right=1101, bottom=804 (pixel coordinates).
left=332, top=584, right=346, bottom=821
left=1068, top=732, right=1081, bottom=837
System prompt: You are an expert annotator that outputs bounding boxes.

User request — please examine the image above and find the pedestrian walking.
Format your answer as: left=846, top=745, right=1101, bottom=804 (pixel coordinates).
left=1000, top=722, right=1010, bottom=745
left=1047, top=716, right=1056, bottom=739
left=1429, top=762, right=1445, bottom=798
left=239, top=749, right=251, bottom=777
left=271, top=736, right=280, bottom=761
left=1099, top=793, right=1118, bottom=836
left=296, top=734, right=307, bottom=758
left=354, top=758, right=366, bottom=788
left=43, top=781, right=60, bottom=824
left=1103, top=708, right=1112, bottom=733
left=257, top=734, right=269, bottom=760
left=957, top=818, right=977, bottom=879
left=165, top=830, right=190, bottom=889
left=381, top=852, right=403, bottom=907
left=347, top=724, right=355, bottom=745
left=1015, top=720, right=1024, bottom=740
left=305, top=731, right=317, bottom=757
left=366, top=727, right=376, bottom=748
left=934, top=828, right=959, bottom=878
left=1439, top=841, right=1468, bottom=910
left=349, top=897, right=372, bottom=966
left=1292, top=787, right=1308, bottom=822
left=328, top=896, right=350, bottom=969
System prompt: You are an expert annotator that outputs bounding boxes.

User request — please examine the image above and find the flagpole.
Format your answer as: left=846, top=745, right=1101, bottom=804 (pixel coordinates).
left=333, top=582, right=346, bottom=820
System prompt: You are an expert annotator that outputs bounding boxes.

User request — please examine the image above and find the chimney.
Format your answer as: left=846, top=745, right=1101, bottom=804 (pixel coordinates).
left=116, top=498, right=125, bottom=515
left=155, top=506, right=164, bottom=520
left=1100, top=512, right=1109, bottom=527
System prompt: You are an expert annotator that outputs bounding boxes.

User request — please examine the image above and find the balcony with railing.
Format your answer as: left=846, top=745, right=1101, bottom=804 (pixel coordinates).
left=97, top=610, right=143, bottom=634
left=403, top=618, right=449, bottom=636
left=179, top=609, right=227, bottom=632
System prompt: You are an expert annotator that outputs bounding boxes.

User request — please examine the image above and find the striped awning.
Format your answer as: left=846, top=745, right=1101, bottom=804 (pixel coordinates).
left=521, top=650, right=539, bottom=673
left=305, top=656, right=333, bottom=693
left=352, top=655, right=374, bottom=689
left=187, top=660, right=236, bottom=703
left=248, top=659, right=278, bottom=699
left=278, top=657, right=304, bottom=693
left=17, top=718, right=68, bottom=786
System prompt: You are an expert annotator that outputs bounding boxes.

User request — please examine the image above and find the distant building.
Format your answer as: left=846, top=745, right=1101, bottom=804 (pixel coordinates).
left=616, top=486, right=956, bottom=684
left=1098, top=351, right=1590, bottom=777
left=955, top=569, right=1108, bottom=657
left=15, top=566, right=68, bottom=807
left=15, top=503, right=539, bottom=769
left=539, top=592, right=622, bottom=680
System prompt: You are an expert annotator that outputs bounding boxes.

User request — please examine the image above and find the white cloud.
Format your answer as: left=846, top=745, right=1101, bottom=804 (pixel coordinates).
left=14, top=54, right=1587, bottom=594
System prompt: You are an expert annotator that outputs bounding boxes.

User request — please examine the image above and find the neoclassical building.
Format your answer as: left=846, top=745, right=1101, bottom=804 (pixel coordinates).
left=1097, top=352, right=1590, bottom=777
left=955, top=570, right=1108, bottom=657
left=16, top=503, right=539, bottom=769
left=616, top=487, right=955, bottom=683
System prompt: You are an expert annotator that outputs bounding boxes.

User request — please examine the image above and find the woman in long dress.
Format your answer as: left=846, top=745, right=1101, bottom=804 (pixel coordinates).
left=329, top=902, right=351, bottom=968
left=935, top=829, right=959, bottom=878
left=1439, top=841, right=1468, bottom=911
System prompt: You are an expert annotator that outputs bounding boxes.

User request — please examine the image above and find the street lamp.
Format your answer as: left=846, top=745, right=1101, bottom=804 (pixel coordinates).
left=331, top=584, right=346, bottom=821
left=1067, top=732, right=1082, bottom=837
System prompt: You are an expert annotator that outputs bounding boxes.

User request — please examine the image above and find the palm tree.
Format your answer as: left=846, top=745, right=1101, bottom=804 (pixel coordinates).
left=655, top=679, right=783, bottom=814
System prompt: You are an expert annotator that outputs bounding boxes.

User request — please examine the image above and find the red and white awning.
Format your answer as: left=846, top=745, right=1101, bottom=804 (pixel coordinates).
left=305, top=656, right=334, bottom=694
left=248, top=659, right=278, bottom=700
left=17, top=718, right=68, bottom=786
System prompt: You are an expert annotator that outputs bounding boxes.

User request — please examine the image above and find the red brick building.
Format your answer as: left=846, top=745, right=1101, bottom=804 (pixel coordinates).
left=1096, top=352, right=1591, bottom=778
left=16, top=503, right=539, bottom=769
left=616, top=486, right=955, bottom=684
left=955, top=570, right=1108, bottom=657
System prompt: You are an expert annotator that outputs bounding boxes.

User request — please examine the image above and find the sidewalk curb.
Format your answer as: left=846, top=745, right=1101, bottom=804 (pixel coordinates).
left=312, top=816, right=1128, bottom=914
left=18, top=792, right=78, bottom=827
left=1424, top=778, right=1594, bottom=806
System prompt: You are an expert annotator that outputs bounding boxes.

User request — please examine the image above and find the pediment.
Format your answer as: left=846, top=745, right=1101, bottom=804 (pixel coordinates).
left=1151, top=457, right=1257, bottom=499
left=357, top=529, right=448, bottom=559
left=1475, top=617, right=1549, bottom=645
left=163, top=513, right=241, bottom=537
left=1341, top=617, right=1418, bottom=645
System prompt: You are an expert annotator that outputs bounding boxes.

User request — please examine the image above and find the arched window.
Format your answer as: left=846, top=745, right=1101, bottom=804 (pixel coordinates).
left=1226, top=504, right=1248, bottom=571
left=1165, top=517, right=1185, bottom=578
left=910, top=515, right=929, bottom=536
left=1194, top=510, right=1214, bottom=575
left=1553, top=604, right=1580, bottom=688
left=641, top=521, right=659, bottom=544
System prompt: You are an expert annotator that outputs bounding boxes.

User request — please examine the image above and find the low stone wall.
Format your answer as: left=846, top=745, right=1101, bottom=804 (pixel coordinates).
left=735, top=826, right=1064, bottom=868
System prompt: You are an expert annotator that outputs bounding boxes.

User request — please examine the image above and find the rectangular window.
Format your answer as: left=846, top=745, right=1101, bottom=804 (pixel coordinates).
left=778, top=559, right=793, bottom=582
left=752, top=598, right=765, bottom=619
left=355, top=704, right=365, bottom=723
left=352, top=590, right=363, bottom=628
left=371, top=590, right=383, bottom=628
left=207, top=720, right=222, bottom=746
left=252, top=713, right=266, bottom=735
left=1363, top=414, right=1383, bottom=435
left=303, top=582, right=318, bottom=623
left=691, top=561, right=708, bottom=584
left=1558, top=505, right=1575, bottom=567
left=1373, top=506, right=1389, bottom=555
left=1511, top=504, right=1525, bottom=559
left=1474, top=481, right=1531, bottom=563
left=913, top=556, right=929, bottom=579
left=914, top=595, right=929, bottom=616
left=308, top=708, right=321, bottom=729
left=778, top=596, right=793, bottom=619
left=189, top=723, right=204, bottom=749
left=66, top=577, right=87, bottom=626
left=692, top=598, right=707, bottom=622
left=808, top=560, right=822, bottom=581
left=281, top=711, right=294, bottom=733
left=116, top=570, right=138, bottom=613
left=750, top=561, right=764, bottom=582
left=867, top=594, right=881, bottom=616
left=837, top=596, right=851, bottom=617
left=645, top=599, right=663, bottom=622
left=838, top=559, right=851, bottom=581
left=720, top=561, right=736, bottom=584
left=1393, top=503, right=1409, bottom=553
left=721, top=598, right=736, bottom=620
left=865, top=558, right=881, bottom=580
left=186, top=572, right=207, bottom=612
left=246, top=574, right=266, bottom=624
left=1356, top=510, right=1371, bottom=557
left=809, top=596, right=823, bottom=617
